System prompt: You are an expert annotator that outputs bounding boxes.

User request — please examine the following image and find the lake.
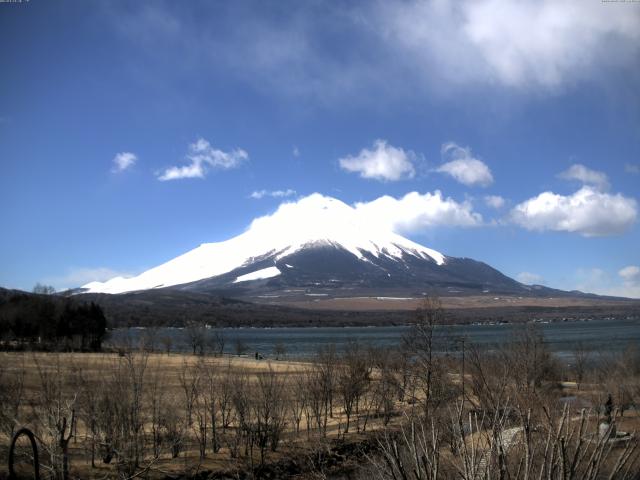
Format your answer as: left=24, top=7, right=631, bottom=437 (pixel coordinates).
left=108, top=317, right=640, bottom=361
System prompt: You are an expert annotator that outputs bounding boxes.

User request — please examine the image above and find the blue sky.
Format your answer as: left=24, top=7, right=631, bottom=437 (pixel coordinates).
left=1, top=0, right=639, bottom=297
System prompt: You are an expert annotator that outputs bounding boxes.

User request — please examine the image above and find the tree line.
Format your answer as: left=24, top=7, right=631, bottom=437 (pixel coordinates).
left=0, top=288, right=107, bottom=351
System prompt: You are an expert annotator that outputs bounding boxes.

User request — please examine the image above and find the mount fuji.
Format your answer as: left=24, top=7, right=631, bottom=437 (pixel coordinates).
left=82, top=194, right=538, bottom=299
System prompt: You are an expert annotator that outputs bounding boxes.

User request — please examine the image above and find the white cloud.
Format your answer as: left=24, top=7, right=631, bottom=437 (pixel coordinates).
left=293, top=146, right=300, bottom=157
left=509, top=186, right=637, bottom=237
left=250, top=189, right=297, bottom=200
left=484, top=195, right=506, bottom=209
left=619, top=265, right=640, bottom=283
left=250, top=191, right=482, bottom=240
left=43, top=267, right=132, bottom=291
left=110, top=1, right=640, bottom=105
left=339, top=140, right=416, bottom=181
left=558, top=164, right=609, bottom=190
left=436, top=142, right=493, bottom=187
left=112, top=152, right=137, bottom=173
left=625, top=163, right=640, bottom=175
left=381, top=0, right=640, bottom=90
left=157, top=138, right=248, bottom=181
left=516, top=272, right=545, bottom=285
left=569, top=267, right=640, bottom=299
left=354, top=190, right=482, bottom=233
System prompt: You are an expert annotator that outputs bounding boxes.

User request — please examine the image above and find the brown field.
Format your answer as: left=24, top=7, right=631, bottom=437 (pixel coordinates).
left=273, top=294, right=640, bottom=311
left=1, top=323, right=639, bottom=480
left=0, top=351, right=407, bottom=479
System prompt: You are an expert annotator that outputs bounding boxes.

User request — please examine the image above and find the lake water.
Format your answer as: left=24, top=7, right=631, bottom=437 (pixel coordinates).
left=108, top=317, right=640, bottom=361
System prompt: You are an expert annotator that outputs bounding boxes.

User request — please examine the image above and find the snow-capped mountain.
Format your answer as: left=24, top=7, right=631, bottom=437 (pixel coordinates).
left=82, top=194, right=524, bottom=296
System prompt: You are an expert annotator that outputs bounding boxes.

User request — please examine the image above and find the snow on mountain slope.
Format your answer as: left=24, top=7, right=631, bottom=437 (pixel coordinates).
left=233, top=266, right=281, bottom=283
left=82, top=194, right=446, bottom=294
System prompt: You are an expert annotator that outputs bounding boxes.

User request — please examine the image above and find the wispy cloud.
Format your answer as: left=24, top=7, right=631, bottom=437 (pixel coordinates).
left=339, top=140, right=416, bottom=182
left=158, top=138, right=248, bottom=181
left=110, top=1, right=640, bottom=102
left=558, top=164, right=609, bottom=190
left=380, top=0, right=640, bottom=91
left=292, top=146, right=300, bottom=157
left=436, top=142, right=493, bottom=187
left=112, top=152, right=137, bottom=173
left=516, top=272, right=545, bottom=285
left=625, top=163, right=640, bottom=175
left=568, top=267, right=640, bottom=299
left=43, top=267, right=132, bottom=291
left=509, top=186, right=637, bottom=237
left=619, top=265, right=640, bottom=283
left=484, top=195, right=506, bottom=209
left=250, top=189, right=296, bottom=200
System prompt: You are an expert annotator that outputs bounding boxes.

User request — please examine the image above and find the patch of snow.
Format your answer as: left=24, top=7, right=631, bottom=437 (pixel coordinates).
left=376, top=297, right=414, bottom=300
left=233, top=267, right=281, bottom=283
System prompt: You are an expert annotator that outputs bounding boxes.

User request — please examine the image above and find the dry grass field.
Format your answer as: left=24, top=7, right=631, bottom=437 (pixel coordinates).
left=0, top=350, right=410, bottom=479
left=274, top=294, right=640, bottom=311
left=1, top=316, right=639, bottom=479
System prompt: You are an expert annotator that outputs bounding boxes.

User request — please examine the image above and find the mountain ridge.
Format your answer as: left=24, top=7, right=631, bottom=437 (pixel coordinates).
left=83, top=194, right=448, bottom=294
left=78, top=194, right=628, bottom=303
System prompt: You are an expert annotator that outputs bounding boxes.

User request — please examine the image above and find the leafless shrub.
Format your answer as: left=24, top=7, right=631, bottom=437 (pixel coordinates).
left=337, top=341, right=371, bottom=433
left=0, top=354, right=26, bottom=438
left=26, top=355, right=77, bottom=479
left=290, top=373, right=308, bottom=435
left=252, top=365, right=287, bottom=463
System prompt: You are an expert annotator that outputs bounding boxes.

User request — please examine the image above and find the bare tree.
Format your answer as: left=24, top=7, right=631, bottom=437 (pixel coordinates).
left=217, top=361, right=235, bottom=433
left=273, top=342, right=287, bottom=360
left=30, top=355, right=76, bottom=480
left=234, top=339, right=249, bottom=356
left=33, top=283, right=56, bottom=295
left=95, top=350, right=150, bottom=478
left=203, top=360, right=221, bottom=453
left=179, top=358, right=201, bottom=427
left=572, top=342, right=591, bottom=390
left=337, top=341, right=371, bottom=433
left=0, top=354, right=26, bottom=439
left=252, top=365, right=287, bottom=464
left=74, top=359, right=102, bottom=468
left=316, top=344, right=337, bottom=418
left=147, top=365, right=166, bottom=458
left=185, top=321, right=206, bottom=355
left=403, top=296, right=452, bottom=418
left=290, top=373, right=308, bottom=435
left=305, top=366, right=331, bottom=436
left=230, top=371, right=251, bottom=459
left=372, top=401, right=639, bottom=480
left=193, top=364, right=209, bottom=459
left=206, top=329, right=225, bottom=356
left=370, top=348, right=400, bottom=426
left=161, top=335, right=173, bottom=355
left=141, top=327, right=160, bottom=353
